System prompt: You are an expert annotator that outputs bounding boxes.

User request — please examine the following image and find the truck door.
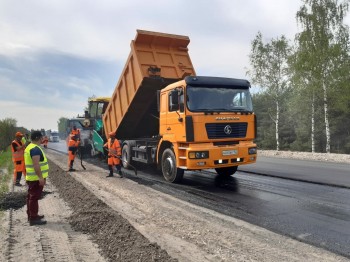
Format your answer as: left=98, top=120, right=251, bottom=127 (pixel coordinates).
left=159, top=92, right=168, bottom=135
left=166, top=88, right=186, bottom=142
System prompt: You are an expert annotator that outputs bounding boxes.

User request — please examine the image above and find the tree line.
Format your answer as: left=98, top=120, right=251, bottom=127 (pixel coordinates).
left=0, top=116, right=71, bottom=151
left=0, top=118, right=29, bottom=151
left=2, top=1, right=349, bottom=155
left=248, top=0, right=350, bottom=154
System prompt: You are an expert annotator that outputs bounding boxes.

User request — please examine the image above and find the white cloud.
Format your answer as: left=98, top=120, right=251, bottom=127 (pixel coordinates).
left=0, top=0, right=349, bottom=132
left=0, top=100, right=77, bottom=130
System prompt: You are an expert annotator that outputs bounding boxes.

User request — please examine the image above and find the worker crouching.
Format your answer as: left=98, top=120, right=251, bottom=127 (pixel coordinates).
left=104, top=132, right=123, bottom=178
left=67, top=135, right=80, bottom=171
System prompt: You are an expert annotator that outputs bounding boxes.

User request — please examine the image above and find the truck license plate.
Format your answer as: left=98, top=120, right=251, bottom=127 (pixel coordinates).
left=222, top=150, right=237, bottom=156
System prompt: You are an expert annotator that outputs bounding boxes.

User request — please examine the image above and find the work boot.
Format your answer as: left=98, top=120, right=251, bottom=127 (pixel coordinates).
left=118, top=170, right=123, bottom=178
left=15, top=181, right=22, bottom=186
left=68, top=160, right=75, bottom=171
left=106, top=172, right=113, bottom=177
left=28, top=215, right=45, bottom=222
left=29, top=219, right=47, bottom=226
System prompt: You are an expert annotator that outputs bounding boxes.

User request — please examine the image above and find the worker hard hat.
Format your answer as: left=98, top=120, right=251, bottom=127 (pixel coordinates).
left=109, top=131, right=116, bottom=137
left=15, top=132, right=24, bottom=137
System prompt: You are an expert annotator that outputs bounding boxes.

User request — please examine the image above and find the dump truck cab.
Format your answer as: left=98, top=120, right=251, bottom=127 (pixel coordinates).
left=157, top=76, right=257, bottom=182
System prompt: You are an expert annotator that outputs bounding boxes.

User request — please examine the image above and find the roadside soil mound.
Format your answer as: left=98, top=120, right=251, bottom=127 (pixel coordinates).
left=48, top=160, right=176, bottom=262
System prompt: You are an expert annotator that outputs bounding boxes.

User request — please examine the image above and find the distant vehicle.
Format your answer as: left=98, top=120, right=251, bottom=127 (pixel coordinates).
left=65, top=97, right=110, bottom=157
left=50, top=130, right=60, bottom=142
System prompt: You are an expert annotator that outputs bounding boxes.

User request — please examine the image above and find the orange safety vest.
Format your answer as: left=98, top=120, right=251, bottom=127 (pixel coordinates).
left=11, top=140, right=24, bottom=162
left=41, top=136, right=48, bottom=144
left=104, top=138, right=121, bottom=157
left=71, top=129, right=80, bottom=136
left=68, top=139, right=80, bottom=151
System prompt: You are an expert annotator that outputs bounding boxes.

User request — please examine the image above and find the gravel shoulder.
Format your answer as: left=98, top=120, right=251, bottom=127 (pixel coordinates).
left=258, top=150, right=350, bottom=164
left=0, top=171, right=106, bottom=262
left=1, top=149, right=349, bottom=261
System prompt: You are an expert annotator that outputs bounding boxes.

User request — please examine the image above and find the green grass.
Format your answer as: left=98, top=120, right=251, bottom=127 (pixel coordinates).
left=0, top=147, right=12, bottom=198
left=0, top=148, right=12, bottom=225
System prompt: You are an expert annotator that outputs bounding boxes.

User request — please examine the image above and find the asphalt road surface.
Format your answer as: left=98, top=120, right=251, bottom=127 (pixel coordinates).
left=239, top=156, right=350, bottom=188
left=48, top=140, right=350, bottom=258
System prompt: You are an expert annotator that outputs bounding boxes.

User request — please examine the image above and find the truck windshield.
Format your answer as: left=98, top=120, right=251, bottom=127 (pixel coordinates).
left=186, top=85, right=253, bottom=112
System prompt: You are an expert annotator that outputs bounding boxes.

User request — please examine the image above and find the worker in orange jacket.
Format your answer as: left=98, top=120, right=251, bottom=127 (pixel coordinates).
left=103, top=131, right=123, bottom=178
left=67, top=135, right=80, bottom=171
left=41, top=135, right=49, bottom=148
left=11, top=132, right=26, bottom=186
left=70, top=125, right=81, bottom=139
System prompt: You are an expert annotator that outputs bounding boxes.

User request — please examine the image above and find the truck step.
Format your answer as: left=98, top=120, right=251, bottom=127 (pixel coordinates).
left=132, top=147, right=147, bottom=153
left=179, top=156, right=187, bottom=159
left=132, top=157, right=149, bottom=163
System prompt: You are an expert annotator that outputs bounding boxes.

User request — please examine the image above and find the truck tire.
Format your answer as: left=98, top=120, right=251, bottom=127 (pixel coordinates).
left=215, top=166, right=238, bottom=176
left=161, top=148, right=184, bottom=183
left=122, top=141, right=134, bottom=169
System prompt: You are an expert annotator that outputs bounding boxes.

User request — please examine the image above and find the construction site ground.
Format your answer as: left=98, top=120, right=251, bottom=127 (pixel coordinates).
left=0, top=149, right=348, bottom=262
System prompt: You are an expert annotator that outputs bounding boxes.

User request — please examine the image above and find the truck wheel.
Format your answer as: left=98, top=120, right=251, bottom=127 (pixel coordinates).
left=122, top=141, right=133, bottom=169
left=161, top=148, right=184, bottom=183
left=215, top=166, right=238, bottom=176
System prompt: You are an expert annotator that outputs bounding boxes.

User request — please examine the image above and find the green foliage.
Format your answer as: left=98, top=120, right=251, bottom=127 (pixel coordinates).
left=292, top=0, right=349, bottom=153
left=252, top=92, right=276, bottom=149
left=250, top=0, right=350, bottom=153
left=0, top=148, right=12, bottom=198
left=248, top=32, right=292, bottom=150
left=0, top=118, right=17, bottom=151
left=329, top=110, right=350, bottom=153
left=57, top=117, right=68, bottom=139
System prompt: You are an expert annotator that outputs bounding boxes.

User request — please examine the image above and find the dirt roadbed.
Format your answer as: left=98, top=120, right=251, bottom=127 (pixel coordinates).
left=1, top=149, right=348, bottom=261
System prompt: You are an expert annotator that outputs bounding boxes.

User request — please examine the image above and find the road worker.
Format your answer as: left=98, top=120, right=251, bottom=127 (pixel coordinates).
left=70, top=125, right=81, bottom=140
left=103, top=131, right=123, bottom=178
left=41, top=135, right=49, bottom=148
left=24, top=130, right=48, bottom=226
left=67, top=134, right=80, bottom=171
left=11, top=132, right=26, bottom=186
left=21, top=133, right=29, bottom=147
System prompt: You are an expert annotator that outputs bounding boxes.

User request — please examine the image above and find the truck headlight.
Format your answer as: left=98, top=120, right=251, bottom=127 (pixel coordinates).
left=248, top=147, right=257, bottom=154
left=189, top=151, right=209, bottom=159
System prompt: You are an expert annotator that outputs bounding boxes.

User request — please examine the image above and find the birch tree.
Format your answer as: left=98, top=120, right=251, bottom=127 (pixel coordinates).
left=248, top=32, right=291, bottom=151
left=288, top=50, right=319, bottom=152
left=294, top=0, right=349, bottom=153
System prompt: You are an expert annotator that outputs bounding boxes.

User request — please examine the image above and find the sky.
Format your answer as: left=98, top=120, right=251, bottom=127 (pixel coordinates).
left=0, top=0, right=349, bottom=131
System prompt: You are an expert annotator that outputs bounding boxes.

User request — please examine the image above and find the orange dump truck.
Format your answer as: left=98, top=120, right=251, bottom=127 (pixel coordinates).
left=103, top=30, right=257, bottom=182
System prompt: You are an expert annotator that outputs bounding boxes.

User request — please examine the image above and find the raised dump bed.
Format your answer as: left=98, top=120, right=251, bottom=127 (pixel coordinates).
left=103, top=30, right=195, bottom=139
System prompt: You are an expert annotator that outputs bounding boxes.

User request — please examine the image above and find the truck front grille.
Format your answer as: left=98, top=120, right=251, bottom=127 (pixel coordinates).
left=205, top=123, right=247, bottom=139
